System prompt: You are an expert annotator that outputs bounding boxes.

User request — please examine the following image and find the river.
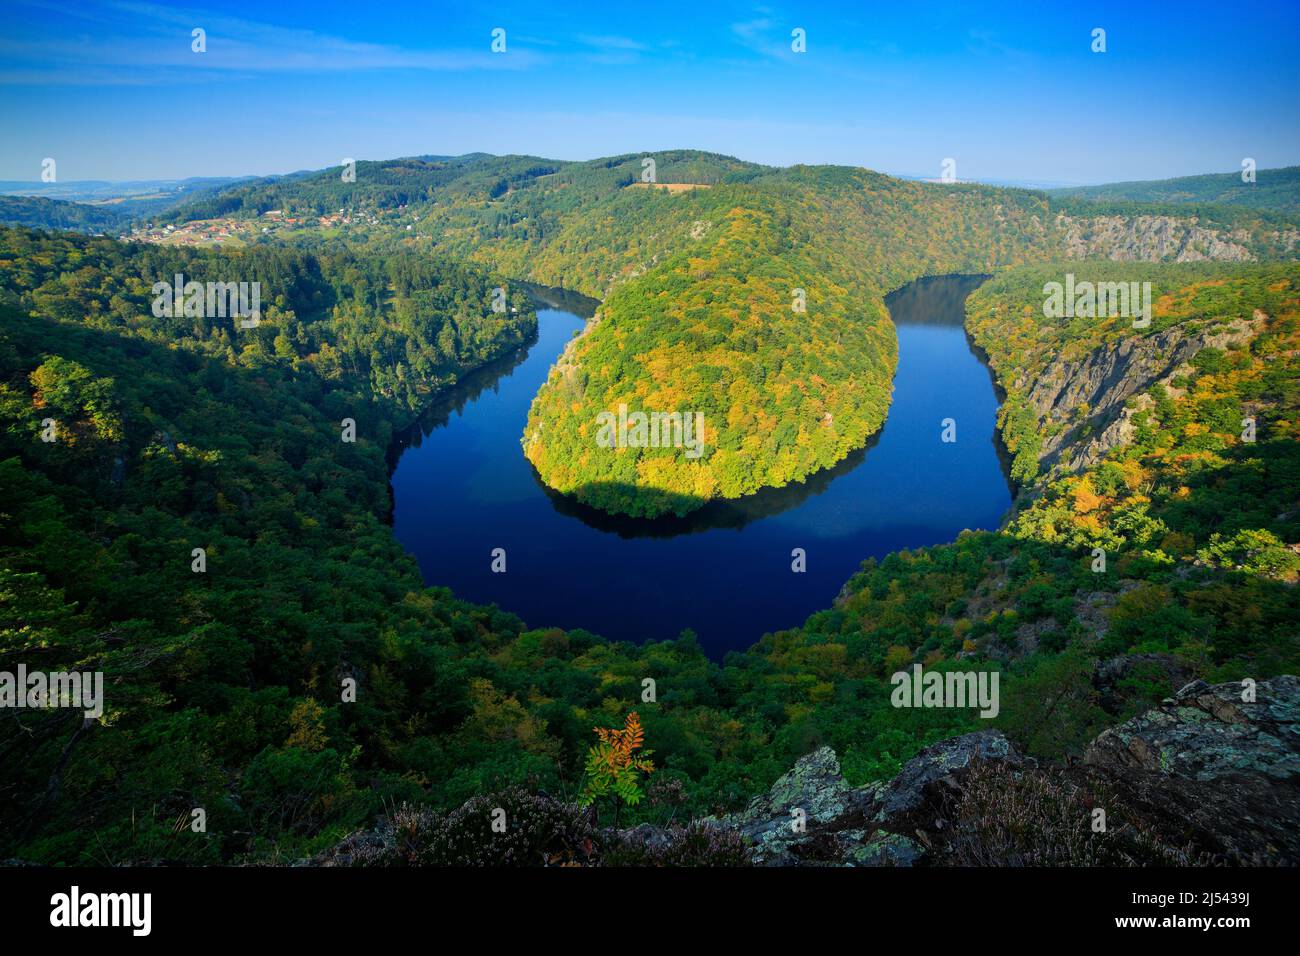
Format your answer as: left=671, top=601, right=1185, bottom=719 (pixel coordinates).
left=390, top=274, right=1012, bottom=657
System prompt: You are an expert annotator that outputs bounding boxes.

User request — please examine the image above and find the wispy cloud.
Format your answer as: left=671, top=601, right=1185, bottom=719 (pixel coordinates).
left=964, top=28, right=1036, bottom=63
left=576, top=34, right=650, bottom=52
left=0, top=0, right=546, bottom=85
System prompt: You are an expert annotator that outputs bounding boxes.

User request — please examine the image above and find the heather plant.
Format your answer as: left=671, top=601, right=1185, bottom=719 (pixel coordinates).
left=412, top=789, right=597, bottom=867
left=603, top=822, right=752, bottom=867
left=936, top=763, right=1207, bottom=866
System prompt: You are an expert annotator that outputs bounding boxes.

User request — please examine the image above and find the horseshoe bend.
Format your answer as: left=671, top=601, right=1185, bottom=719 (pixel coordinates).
left=3, top=3, right=1300, bottom=904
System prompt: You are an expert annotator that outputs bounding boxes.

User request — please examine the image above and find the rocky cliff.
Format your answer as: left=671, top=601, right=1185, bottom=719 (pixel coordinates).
left=695, top=675, right=1297, bottom=866
left=1018, top=312, right=1265, bottom=475
left=1057, top=214, right=1255, bottom=262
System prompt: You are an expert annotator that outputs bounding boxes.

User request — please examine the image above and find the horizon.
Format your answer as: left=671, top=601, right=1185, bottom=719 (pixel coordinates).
left=1, top=0, right=1297, bottom=183
left=0, top=148, right=1295, bottom=194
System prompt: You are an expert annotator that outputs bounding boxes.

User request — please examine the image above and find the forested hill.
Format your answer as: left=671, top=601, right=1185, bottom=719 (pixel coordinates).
left=0, top=195, right=128, bottom=234
left=154, top=150, right=1298, bottom=518
left=1049, top=165, right=1300, bottom=213
left=165, top=151, right=767, bottom=236
left=0, top=228, right=533, bottom=418
left=0, top=178, right=248, bottom=234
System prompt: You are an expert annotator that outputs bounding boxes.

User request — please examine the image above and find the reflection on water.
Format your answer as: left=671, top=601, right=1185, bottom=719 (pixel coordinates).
left=390, top=275, right=1011, bottom=657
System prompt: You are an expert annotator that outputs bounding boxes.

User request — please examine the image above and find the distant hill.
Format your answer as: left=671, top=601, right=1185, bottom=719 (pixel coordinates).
left=163, top=151, right=765, bottom=223
left=1049, top=166, right=1300, bottom=213
left=0, top=195, right=127, bottom=233
left=0, top=177, right=249, bottom=230
left=0, top=176, right=244, bottom=202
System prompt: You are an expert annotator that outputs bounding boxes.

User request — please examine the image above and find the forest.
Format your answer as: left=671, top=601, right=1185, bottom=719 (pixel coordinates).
left=2, top=181, right=1295, bottom=861
left=1049, top=164, right=1300, bottom=213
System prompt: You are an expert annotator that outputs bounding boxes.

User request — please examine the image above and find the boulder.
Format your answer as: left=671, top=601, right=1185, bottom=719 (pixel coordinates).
left=1085, top=675, right=1299, bottom=781
left=1079, top=675, right=1300, bottom=863
left=710, top=746, right=875, bottom=865
left=879, top=730, right=1026, bottom=821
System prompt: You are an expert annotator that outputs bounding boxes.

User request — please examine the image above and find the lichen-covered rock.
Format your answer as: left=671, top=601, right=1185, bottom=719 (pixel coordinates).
left=709, top=746, right=876, bottom=865
left=842, top=831, right=925, bottom=867
left=1075, top=676, right=1300, bottom=864
left=879, top=730, right=1026, bottom=821
left=1085, top=675, right=1299, bottom=781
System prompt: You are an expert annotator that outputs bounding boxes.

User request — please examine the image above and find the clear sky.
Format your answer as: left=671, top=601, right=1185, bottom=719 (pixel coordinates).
left=1, top=0, right=1297, bottom=185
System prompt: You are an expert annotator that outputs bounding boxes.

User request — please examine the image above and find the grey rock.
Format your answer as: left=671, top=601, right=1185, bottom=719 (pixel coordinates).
left=879, top=730, right=1025, bottom=820
left=842, top=831, right=925, bottom=867
left=1085, top=675, right=1299, bottom=782
left=711, top=745, right=875, bottom=865
left=1023, top=315, right=1263, bottom=475
left=1057, top=214, right=1254, bottom=263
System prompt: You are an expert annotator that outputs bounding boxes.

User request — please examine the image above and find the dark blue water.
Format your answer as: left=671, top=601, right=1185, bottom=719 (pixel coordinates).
left=390, top=275, right=1011, bottom=657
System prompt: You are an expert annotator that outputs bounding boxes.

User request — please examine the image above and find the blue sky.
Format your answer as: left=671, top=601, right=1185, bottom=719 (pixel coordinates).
left=1, top=0, right=1297, bottom=184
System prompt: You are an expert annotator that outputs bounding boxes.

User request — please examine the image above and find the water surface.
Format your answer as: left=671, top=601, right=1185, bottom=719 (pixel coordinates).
left=391, top=274, right=1011, bottom=657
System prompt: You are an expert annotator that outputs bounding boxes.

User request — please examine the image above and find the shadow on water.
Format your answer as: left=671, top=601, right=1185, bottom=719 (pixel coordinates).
left=884, top=273, right=990, bottom=321
left=517, top=282, right=601, bottom=319
left=389, top=283, right=600, bottom=463
left=390, top=329, right=539, bottom=462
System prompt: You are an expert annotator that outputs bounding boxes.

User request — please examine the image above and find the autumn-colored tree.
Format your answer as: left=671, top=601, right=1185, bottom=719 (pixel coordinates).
left=579, top=711, right=654, bottom=823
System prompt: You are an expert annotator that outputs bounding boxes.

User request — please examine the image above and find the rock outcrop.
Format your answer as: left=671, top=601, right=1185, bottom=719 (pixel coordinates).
left=1057, top=214, right=1254, bottom=263
left=1085, top=675, right=1299, bottom=781
left=707, top=731, right=1025, bottom=866
left=706, top=745, right=877, bottom=865
left=1018, top=314, right=1264, bottom=474
left=705, top=677, right=1297, bottom=866
left=1076, top=676, right=1300, bottom=863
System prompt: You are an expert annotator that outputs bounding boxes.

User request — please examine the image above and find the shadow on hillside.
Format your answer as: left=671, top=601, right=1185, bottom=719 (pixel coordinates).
left=531, top=432, right=881, bottom=539
left=518, top=282, right=600, bottom=318
left=388, top=326, right=540, bottom=462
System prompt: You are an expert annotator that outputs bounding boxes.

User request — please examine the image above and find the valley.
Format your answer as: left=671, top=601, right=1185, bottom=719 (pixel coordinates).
left=1, top=153, right=1297, bottom=868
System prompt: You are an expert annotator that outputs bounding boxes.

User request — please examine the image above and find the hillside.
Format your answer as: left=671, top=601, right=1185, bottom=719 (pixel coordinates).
left=0, top=228, right=533, bottom=416
left=321, top=678, right=1300, bottom=866
left=0, top=195, right=128, bottom=234
left=0, top=178, right=246, bottom=233
left=1050, top=166, right=1300, bottom=213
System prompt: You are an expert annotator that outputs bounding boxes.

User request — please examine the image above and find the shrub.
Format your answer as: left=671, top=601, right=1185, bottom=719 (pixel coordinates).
left=351, top=790, right=599, bottom=867
left=603, top=823, right=752, bottom=867
left=936, top=763, right=1206, bottom=866
left=579, top=711, right=655, bottom=823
